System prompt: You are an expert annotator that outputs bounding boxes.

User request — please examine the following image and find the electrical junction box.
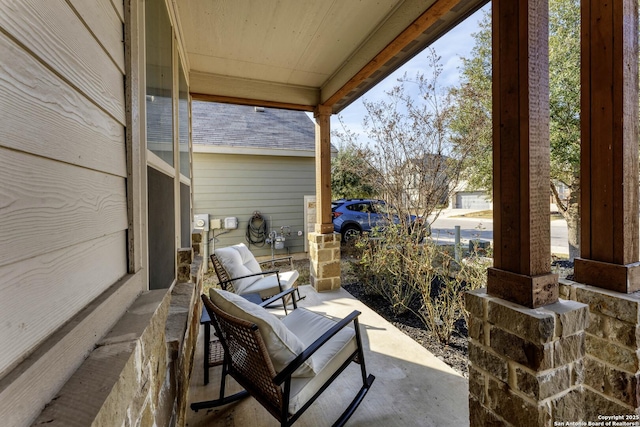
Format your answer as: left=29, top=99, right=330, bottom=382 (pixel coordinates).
left=224, top=217, right=238, bottom=229
left=210, top=218, right=222, bottom=230
left=193, top=214, right=209, bottom=231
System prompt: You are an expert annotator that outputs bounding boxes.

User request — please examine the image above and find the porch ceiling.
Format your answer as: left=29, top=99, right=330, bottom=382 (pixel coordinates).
left=175, top=0, right=487, bottom=113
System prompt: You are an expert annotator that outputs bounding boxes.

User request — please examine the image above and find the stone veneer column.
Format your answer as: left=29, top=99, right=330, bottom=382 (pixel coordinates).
left=467, top=289, right=589, bottom=426
left=309, top=104, right=341, bottom=292
left=560, top=280, right=640, bottom=418
left=308, top=231, right=341, bottom=292
left=177, top=247, right=193, bottom=283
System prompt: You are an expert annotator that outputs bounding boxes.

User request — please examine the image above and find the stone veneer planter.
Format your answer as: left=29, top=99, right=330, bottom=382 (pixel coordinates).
left=32, top=242, right=205, bottom=426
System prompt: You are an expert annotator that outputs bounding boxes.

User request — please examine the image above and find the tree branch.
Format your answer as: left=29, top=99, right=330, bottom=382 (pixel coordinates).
left=550, top=181, right=568, bottom=213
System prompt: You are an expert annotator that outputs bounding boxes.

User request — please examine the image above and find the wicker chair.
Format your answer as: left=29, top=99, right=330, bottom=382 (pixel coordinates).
left=191, top=288, right=375, bottom=427
left=211, top=243, right=300, bottom=301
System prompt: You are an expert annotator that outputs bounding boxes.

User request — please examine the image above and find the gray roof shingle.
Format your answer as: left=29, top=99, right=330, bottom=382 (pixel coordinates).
left=192, top=101, right=316, bottom=152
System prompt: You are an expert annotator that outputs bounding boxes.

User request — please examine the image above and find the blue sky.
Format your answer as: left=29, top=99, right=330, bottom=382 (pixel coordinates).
left=331, top=4, right=490, bottom=142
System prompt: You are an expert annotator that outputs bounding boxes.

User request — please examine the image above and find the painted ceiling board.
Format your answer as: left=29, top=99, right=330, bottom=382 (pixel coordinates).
left=176, top=0, right=488, bottom=111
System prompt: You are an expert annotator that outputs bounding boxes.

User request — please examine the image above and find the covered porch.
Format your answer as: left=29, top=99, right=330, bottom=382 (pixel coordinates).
left=185, top=285, right=469, bottom=427
left=184, top=0, right=640, bottom=420
left=2, top=0, right=639, bottom=425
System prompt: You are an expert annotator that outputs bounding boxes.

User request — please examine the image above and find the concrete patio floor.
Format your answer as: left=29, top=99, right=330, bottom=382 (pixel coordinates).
left=185, top=285, right=469, bottom=427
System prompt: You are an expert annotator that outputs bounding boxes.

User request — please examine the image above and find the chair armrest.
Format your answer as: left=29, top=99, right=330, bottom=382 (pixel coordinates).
left=259, top=256, right=292, bottom=264
left=219, top=270, right=280, bottom=287
left=259, top=288, right=298, bottom=309
left=259, top=269, right=280, bottom=275
left=273, top=310, right=361, bottom=384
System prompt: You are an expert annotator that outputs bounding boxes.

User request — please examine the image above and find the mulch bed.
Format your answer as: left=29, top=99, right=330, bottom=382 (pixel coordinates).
left=342, top=280, right=470, bottom=378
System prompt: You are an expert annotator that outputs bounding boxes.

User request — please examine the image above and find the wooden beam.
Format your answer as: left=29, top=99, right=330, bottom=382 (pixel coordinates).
left=314, top=105, right=334, bottom=234
left=190, top=93, right=315, bottom=112
left=487, top=268, right=558, bottom=309
left=323, top=0, right=463, bottom=108
left=575, top=0, right=639, bottom=292
left=487, top=0, right=558, bottom=308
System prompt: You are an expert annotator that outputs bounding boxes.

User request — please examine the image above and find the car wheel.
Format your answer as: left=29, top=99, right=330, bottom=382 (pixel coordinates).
left=342, top=225, right=361, bottom=243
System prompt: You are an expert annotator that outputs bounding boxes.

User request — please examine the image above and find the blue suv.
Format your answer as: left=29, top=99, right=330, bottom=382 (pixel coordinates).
left=332, top=199, right=424, bottom=242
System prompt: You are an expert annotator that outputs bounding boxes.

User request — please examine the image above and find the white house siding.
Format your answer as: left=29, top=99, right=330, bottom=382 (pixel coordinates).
left=193, top=153, right=315, bottom=257
left=0, top=0, right=128, bottom=423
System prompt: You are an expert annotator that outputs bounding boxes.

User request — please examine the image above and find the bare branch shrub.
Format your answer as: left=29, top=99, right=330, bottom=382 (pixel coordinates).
left=354, top=225, right=419, bottom=315
left=333, top=48, right=475, bottom=226
left=351, top=223, right=492, bottom=344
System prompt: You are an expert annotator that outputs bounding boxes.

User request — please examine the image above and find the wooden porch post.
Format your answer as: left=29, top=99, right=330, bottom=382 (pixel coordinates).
left=308, top=104, right=341, bottom=291
left=487, top=0, right=558, bottom=308
left=574, top=0, right=640, bottom=292
left=314, top=104, right=334, bottom=234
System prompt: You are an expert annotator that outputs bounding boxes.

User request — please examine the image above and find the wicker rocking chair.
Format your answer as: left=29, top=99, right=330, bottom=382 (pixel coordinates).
left=211, top=243, right=300, bottom=303
left=191, top=288, right=375, bottom=427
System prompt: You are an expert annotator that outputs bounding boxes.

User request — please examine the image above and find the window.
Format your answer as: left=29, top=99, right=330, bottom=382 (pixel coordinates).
left=145, top=0, right=173, bottom=166
left=178, top=62, right=189, bottom=178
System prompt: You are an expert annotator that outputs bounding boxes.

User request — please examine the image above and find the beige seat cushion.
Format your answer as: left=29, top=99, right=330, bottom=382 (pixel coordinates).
left=242, top=270, right=299, bottom=299
left=278, top=270, right=299, bottom=288
left=283, top=308, right=358, bottom=414
left=209, top=289, right=315, bottom=377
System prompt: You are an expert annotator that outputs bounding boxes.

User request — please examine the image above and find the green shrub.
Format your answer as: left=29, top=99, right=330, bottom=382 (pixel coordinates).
left=352, top=225, right=491, bottom=344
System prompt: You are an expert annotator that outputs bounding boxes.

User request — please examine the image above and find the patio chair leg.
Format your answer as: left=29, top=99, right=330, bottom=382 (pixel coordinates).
left=353, top=318, right=369, bottom=384
left=191, top=359, right=250, bottom=412
left=331, top=317, right=376, bottom=427
left=190, top=390, right=249, bottom=411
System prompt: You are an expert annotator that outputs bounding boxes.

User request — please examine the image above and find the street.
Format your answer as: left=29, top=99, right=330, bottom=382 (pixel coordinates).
left=429, top=211, right=569, bottom=255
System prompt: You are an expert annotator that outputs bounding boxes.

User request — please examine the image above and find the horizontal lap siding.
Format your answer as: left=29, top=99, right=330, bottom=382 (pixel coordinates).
left=0, top=0, right=125, bottom=123
left=0, top=33, right=126, bottom=176
left=193, top=153, right=316, bottom=256
left=0, top=148, right=127, bottom=268
left=0, top=0, right=127, bottom=380
left=68, top=0, right=125, bottom=73
left=0, top=233, right=127, bottom=377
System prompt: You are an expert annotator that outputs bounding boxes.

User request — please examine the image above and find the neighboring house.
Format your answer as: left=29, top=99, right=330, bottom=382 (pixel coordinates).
left=400, top=154, right=452, bottom=208
left=450, top=189, right=492, bottom=210
left=192, top=102, right=327, bottom=257
left=449, top=179, right=492, bottom=210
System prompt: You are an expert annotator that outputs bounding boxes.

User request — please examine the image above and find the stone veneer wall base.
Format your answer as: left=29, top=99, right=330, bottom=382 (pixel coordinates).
left=308, top=231, right=341, bottom=291
left=32, top=243, right=204, bottom=426
left=466, top=288, right=589, bottom=426
left=559, top=279, right=640, bottom=418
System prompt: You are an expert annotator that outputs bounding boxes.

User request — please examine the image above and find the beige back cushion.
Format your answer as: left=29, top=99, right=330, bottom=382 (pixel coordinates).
left=214, top=243, right=263, bottom=293
left=209, top=289, right=315, bottom=377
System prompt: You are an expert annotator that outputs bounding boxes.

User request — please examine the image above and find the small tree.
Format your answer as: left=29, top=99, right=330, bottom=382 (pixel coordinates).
left=331, top=141, right=377, bottom=200
left=334, top=48, right=473, bottom=225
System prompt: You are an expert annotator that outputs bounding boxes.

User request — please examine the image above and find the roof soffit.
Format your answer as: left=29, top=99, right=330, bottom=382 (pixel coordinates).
left=177, top=0, right=487, bottom=112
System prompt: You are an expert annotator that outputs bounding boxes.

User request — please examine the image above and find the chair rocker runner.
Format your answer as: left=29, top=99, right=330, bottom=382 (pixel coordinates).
left=212, top=243, right=302, bottom=304
left=192, top=288, right=375, bottom=427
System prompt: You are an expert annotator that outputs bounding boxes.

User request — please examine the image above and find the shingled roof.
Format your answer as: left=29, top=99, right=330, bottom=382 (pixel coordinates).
left=192, top=101, right=317, bottom=154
